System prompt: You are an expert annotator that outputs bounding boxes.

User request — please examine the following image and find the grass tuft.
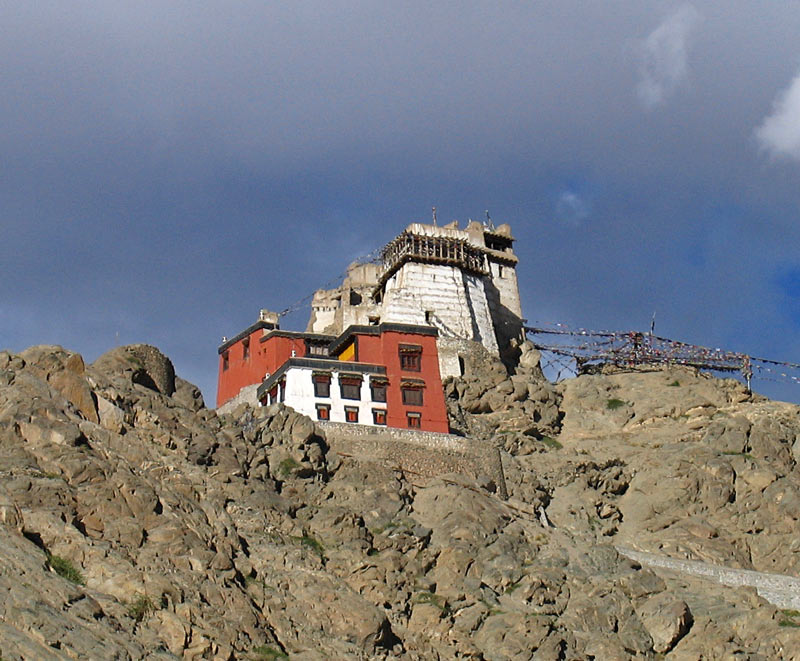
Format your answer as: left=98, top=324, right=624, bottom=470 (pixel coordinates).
left=252, top=645, right=289, bottom=659
left=127, top=594, right=156, bottom=623
left=540, top=436, right=562, bottom=450
left=606, top=398, right=626, bottom=410
left=48, top=554, right=85, bottom=585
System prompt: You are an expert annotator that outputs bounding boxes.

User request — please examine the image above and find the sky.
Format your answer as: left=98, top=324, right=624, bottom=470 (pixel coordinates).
left=2, top=1, right=800, bottom=404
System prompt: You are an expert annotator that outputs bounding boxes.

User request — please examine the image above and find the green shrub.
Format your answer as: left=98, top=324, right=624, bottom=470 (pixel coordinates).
left=540, top=436, right=562, bottom=450
left=668, top=380, right=680, bottom=387
left=414, top=591, right=449, bottom=613
left=289, top=534, right=324, bottom=558
left=606, top=398, right=626, bottom=410
left=48, top=554, right=85, bottom=585
left=277, top=457, right=301, bottom=478
left=252, top=645, right=289, bottom=659
left=127, top=594, right=156, bottom=623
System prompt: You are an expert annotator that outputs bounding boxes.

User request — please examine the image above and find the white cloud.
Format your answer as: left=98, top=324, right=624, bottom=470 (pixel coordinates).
left=636, top=4, right=701, bottom=109
left=556, top=191, right=590, bottom=226
left=755, top=71, right=800, bottom=162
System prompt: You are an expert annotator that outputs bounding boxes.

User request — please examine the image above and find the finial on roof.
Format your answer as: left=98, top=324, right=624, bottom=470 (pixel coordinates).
left=432, top=206, right=437, bottom=226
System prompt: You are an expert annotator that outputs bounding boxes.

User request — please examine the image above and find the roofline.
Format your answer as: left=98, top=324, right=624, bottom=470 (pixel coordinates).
left=257, top=357, right=386, bottom=399
left=328, top=322, right=439, bottom=356
left=218, top=320, right=278, bottom=354
left=258, top=329, right=335, bottom=344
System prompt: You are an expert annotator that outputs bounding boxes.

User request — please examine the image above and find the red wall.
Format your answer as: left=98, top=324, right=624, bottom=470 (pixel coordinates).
left=216, top=333, right=307, bottom=407
left=352, top=330, right=449, bottom=433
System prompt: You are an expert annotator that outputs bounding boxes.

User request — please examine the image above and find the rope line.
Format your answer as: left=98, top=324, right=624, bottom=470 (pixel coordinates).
left=525, top=324, right=799, bottom=390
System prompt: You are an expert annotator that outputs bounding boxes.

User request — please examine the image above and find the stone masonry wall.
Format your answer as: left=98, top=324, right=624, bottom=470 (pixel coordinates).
left=617, top=546, right=800, bottom=610
left=319, top=421, right=508, bottom=499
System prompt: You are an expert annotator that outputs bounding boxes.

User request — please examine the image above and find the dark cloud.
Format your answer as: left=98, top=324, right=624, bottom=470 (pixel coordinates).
left=3, top=1, right=800, bottom=402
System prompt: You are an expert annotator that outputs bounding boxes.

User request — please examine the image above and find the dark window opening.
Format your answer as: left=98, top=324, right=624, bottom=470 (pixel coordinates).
left=243, top=339, right=250, bottom=360
left=222, top=352, right=229, bottom=371
left=349, top=290, right=362, bottom=305
left=372, top=409, right=387, bottom=425
left=313, top=374, right=331, bottom=398
left=425, top=310, right=434, bottom=324
left=340, top=375, right=362, bottom=400
left=407, top=412, right=421, bottom=428
left=399, top=345, right=422, bottom=372
left=316, top=404, right=330, bottom=421
left=368, top=316, right=380, bottom=326
left=308, top=343, right=328, bottom=356
left=370, top=381, right=387, bottom=402
left=345, top=406, right=359, bottom=423
left=401, top=387, right=423, bottom=406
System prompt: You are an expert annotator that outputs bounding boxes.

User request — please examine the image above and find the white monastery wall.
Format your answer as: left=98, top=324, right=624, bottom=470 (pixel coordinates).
left=282, top=368, right=386, bottom=426
left=381, top=263, right=497, bottom=351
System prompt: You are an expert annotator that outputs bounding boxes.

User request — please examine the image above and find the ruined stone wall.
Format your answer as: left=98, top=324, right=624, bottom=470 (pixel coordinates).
left=319, top=421, right=507, bottom=499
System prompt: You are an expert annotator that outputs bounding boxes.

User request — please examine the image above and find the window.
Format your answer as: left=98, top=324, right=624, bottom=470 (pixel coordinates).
left=370, top=379, right=387, bottom=402
left=313, top=373, right=331, bottom=397
left=340, top=375, right=362, bottom=400
left=345, top=406, right=359, bottom=423
left=399, top=344, right=422, bottom=372
left=407, top=412, right=421, bottom=428
left=425, top=310, right=433, bottom=324
left=222, top=351, right=229, bottom=371
left=243, top=339, right=250, bottom=360
left=279, top=379, right=285, bottom=402
left=372, top=409, right=387, bottom=425
left=308, top=343, right=327, bottom=356
left=316, top=404, right=330, bottom=421
left=401, top=386, right=423, bottom=406
left=268, top=385, right=279, bottom=405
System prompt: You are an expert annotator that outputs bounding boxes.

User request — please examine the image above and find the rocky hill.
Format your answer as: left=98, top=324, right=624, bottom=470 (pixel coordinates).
left=1, top=342, right=800, bottom=659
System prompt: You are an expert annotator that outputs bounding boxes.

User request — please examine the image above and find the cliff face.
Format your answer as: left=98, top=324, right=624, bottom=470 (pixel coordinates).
left=2, top=342, right=800, bottom=659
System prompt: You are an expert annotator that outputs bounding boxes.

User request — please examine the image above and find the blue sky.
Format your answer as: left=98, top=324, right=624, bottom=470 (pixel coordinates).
left=2, top=2, right=800, bottom=403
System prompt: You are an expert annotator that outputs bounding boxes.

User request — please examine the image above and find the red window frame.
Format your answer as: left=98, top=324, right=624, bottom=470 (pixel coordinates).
left=399, top=344, right=422, bottom=372
left=345, top=406, right=359, bottom=423
left=372, top=409, right=387, bottom=425
left=407, top=412, right=421, bottom=428
left=316, top=404, right=330, bottom=421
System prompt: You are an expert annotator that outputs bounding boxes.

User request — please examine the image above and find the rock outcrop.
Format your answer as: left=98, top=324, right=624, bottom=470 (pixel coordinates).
left=1, top=343, right=800, bottom=659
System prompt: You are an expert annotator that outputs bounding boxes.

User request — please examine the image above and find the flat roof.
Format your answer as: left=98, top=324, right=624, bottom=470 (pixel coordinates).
left=218, top=320, right=277, bottom=353
left=257, top=357, right=386, bottom=399
left=328, top=322, right=438, bottom=356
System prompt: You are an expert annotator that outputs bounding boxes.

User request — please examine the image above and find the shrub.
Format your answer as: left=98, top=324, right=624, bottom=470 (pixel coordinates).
left=277, top=457, right=301, bottom=478
left=606, top=398, right=626, bottom=410
left=540, top=436, right=562, bottom=450
left=127, top=594, right=155, bottom=623
left=48, top=554, right=85, bottom=585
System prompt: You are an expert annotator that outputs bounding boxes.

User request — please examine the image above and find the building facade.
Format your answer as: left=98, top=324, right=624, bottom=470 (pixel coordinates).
left=216, top=217, right=525, bottom=428
left=306, top=220, right=523, bottom=378
left=254, top=323, right=448, bottom=432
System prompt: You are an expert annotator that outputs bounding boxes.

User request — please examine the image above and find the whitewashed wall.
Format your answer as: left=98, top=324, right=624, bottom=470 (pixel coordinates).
left=281, top=367, right=387, bottom=426
left=381, top=263, right=498, bottom=354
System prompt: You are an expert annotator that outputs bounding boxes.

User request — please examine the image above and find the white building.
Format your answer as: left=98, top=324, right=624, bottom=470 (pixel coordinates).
left=306, top=219, right=524, bottom=377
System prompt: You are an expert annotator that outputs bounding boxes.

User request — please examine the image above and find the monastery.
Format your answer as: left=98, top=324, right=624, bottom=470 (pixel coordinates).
left=216, top=218, right=524, bottom=433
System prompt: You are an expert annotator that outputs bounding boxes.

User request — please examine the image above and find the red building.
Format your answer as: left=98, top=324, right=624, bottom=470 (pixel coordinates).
left=216, top=317, right=332, bottom=408
left=217, top=319, right=449, bottom=433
